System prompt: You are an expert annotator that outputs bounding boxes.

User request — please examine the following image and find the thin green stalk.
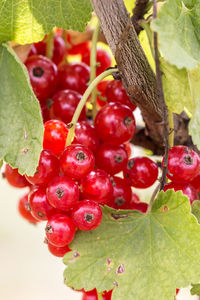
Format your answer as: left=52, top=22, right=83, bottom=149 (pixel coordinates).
left=90, top=20, right=100, bottom=120
left=46, top=32, right=54, bottom=59
left=65, top=68, right=118, bottom=146
left=168, top=111, right=174, bottom=148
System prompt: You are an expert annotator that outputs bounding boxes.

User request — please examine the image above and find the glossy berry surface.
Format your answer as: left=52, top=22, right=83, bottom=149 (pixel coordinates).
left=95, top=102, right=136, bottom=145
left=60, top=144, right=95, bottom=180
left=58, top=62, right=90, bottom=95
left=109, top=176, right=132, bottom=209
left=43, top=120, right=68, bottom=156
left=71, top=200, right=102, bottom=231
left=45, top=214, right=75, bottom=247
left=25, top=55, right=58, bottom=102
left=67, top=41, right=90, bottom=55
left=73, top=121, right=100, bottom=153
left=47, top=242, right=71, bottom=257
left=29, top=187, right=56, bottom=221
left=124, top=157, right=158, bottom=189
left=96, top=144, right=128, bottom=175
left=25, top=150, right=59, bottom=185
left=18, top=193, right=39, bottom=224
left=191, top=172, right=200, bottom=192
left=4, top=164, right=30, bottom=188
left=106, top=80, right=136, bottom=110
left=81, top=169, right=113, bottom=204
left=96, top=80, right=109, bottom=107
left=47, top=175, right=79, bottom=211
left=164, top=146, right=200, bottom=183
left=51, top=89, right=85, bottom=124
left=164, top=182, right=199, bottom=203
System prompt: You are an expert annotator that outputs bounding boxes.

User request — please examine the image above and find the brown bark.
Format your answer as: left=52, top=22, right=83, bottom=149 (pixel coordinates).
left=132, top=0, right=150, bottom=34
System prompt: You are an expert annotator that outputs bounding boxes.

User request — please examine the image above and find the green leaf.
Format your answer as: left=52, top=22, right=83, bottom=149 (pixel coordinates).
left=0, top=0, right=92, bottom=44
left=191, top=283, right=200, bottom=296
left=161, top=59, right=193, bottom=114
left=0, top=43, right=43, bottom=175
left=152, top=0, right=200, bottom=69
left=63, top=190, right=200, bottom=300
left=191, top=200, right=200, bottom=224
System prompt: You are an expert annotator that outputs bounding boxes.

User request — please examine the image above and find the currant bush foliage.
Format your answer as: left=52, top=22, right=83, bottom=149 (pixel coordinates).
left=0, top=0, right=92, bottom=44
left=191, top=284, right=200, bottom=296
left=64, top=190, right=200, bottom=300
left=0, top=43, right=43, bottom=175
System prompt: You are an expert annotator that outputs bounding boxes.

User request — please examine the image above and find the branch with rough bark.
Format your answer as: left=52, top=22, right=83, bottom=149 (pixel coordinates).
left=132, top=0, right=150, bottom=34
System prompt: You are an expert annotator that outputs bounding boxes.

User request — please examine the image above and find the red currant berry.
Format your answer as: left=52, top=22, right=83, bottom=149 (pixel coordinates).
left=47, top=242, right=71, bottom=257
left=163, top=146, right=200, bottom=183
left=106, top=80, right=136, bottom=110
left=95, top=102, right=136, bottom=145
left=60, top=144, right=95, bottom=180
left=163, top=182, right=199, bottom=203
left=128, top=201, right=148, bottom=213
left=50, top=89, right=86, bottom=123
left=96, top=144, right=128, bottom=175
left=18, top=193, right=39, bottom=224
left=58, top=62, right=90, bottom=95
left=25, top=55, right=58, bottom=102
left=82, top=289, right=98, bottom=300
left=109, top=176, right=132, bottom=209
left=43, top=120, right=68, bottom=156
left=4, top=164, right=30, bottom=188
left=191, top=171, right=200, bottom=192
left=81, top=169, right=113, bottom=204
left=45, top=214, right=75, bottom=247
left=71, top=200, right=102, bottom=231
left=25, top=150, right=59, bottom=185
left=73, top=121, right=100, bottom=153
left=96, top=80, right=109, bottom=107
left=123, top=157, right=158, bottom=188
left=67, top=41, right=90, bottom=55
left=29, top=187, right=56, bottom=221
left=47, top=175, right=79, bottom=211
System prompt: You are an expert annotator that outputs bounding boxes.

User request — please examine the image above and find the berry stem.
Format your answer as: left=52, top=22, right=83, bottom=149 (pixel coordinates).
left=46, top=32, right=54, bottom=59
left=90, top=20, right=100, bottom=120
left=168, top=111, right=174, bottom=148
left=65, top=68, right=118, bottom=146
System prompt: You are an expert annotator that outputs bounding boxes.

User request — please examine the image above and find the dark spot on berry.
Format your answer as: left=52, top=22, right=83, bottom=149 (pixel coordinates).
left=56, top=188, right=65, bottom=199
left=38, top=211, right=45, bottom=218
left=45, top=224, right=53, bottom=234
left=116, top=264, right=125, bottom=274
left=25, top=202, right=31, bottom=211
left=183, top=155, right=193, bottom=165
left=123, top=116, right=133, bottom=126
left=33, top=66, right=44, bottom=77
left=84, top=213, right=94, bottom=223
left=114, top=154, right=123, bottom=163
left=110, top=177, right=116, bottom=186
left=76, top=151, right=87, bottom=161
left=127, top=159, right=134, bottom=170
left=115, top=197, right=125, bottom=207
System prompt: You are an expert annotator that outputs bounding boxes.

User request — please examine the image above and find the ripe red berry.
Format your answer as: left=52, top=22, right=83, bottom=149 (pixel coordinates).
left=164, top=146, right=200, bottom=183
left=128, top=201, right=148, bottom=213
left=4, top=164, right=30, bottom=188
left=95, top=102, right=136, bottom=145
left=96, top=80, right=109, bottom=107
left=71, top=200, right=102, bottom=231
left=47, top=176, right=79, bottom=211
left=191, top=172, right=200, bottom=192
left=25, top=150, right=59, bottom=185
left=73, top=121, right=100, bottom=153
left=58, top=62, right=90, bottom=95
left=96, top=144, right=128, bottom=175
left=105, top=80, right=136, bottom=110
left=109, top=176, right=132, bottom=209
left=25, top=55, right=58, bottom=102
left=67, top=41, right=90, bottom=55
left=47, top=242, right=71, bottom=257
left=18, top=193, right=39, bottom=224
left=50, top=89, right=86, bottom=124
left=124, top=157, right=158, bottom=188
left=43, top=120, right=68, bottom=156
left=29, top=187, right=56, bottom=221
left=163, top=182, right=199, bottom=203
left=45, top=214, right=75, bottom=247
left=81, top=169, right=113, bottom=204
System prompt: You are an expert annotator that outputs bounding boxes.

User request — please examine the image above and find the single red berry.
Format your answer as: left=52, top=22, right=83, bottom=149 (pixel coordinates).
left=163, top=182, right=199, bottom=204
left=109, top=176, right=132, bottom=209
left=96, top=144, right=128, bottom=175
left=73, top=121, right=100, bottom=153
left=47, top=175, right=79, bottom=211
left=128, top=201, right=148, bottom=213
left=163, top=146, right=200, bottom=183
left=45, top=214, right=75, bottom=247
left=18, top=193, right=39, bottom=224
left=25, top=55, right=58, bottom=102
left=25, top=150, right=59, bottom=185
left=191, top=171, right=200, bottom=192
left=95, top=102, right=136, bottom=145
left=47, top=242, right=71, bottom=257
left=103, top=290, right=113, bottom=300
left=81, top=169, right=113, bottom=204
left=71, top=200, right=102, bottom=231
left=96, top=80, right=109, bottom=107
left=58, top=62, right=90, bottom=95
left=106, top=80, right=136, bottom=110
left=4, top=164, right=30, bottom=188
left=50, top=89, right=86, bottom=123
left=43, top=120, right=68, bottom=156
left=29, top=187, right=56, bottom=221
left=123, top=157, right=158, bottom=188
left=60, top=144, right=95, bottom=180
